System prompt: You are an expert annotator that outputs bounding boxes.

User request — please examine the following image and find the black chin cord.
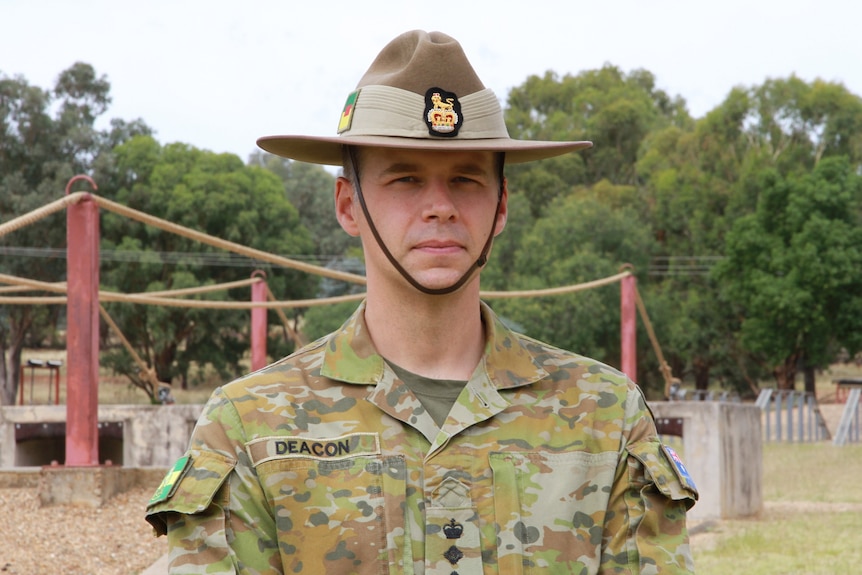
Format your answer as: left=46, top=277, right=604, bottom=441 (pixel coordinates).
left=348, top=146, right=502, bottom=296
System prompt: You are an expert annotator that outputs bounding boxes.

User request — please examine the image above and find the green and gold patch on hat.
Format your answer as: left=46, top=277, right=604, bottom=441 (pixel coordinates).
left=338, top=90, right=359, bottom=133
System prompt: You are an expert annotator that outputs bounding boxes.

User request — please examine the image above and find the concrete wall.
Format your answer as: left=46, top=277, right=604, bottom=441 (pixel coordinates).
left=2, top=401, right=762, bottom=521
left=0, top=404, right=204, bottom=469
left=651, top=401, right=763, bottom=521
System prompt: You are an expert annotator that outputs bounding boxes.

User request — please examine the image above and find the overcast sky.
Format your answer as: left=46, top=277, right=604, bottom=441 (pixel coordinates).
left=4, top=0, right=860, bottom=161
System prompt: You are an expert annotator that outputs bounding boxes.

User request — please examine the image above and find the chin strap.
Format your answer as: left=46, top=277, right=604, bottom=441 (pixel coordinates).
left=348, top=146, right=503, bottom=296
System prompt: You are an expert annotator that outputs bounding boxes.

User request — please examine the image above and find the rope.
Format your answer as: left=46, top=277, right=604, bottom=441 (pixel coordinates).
left=0, top=271, right=369, bottom=309
left=0, top=296, right=68, bottom=305
left=0, top=273, right=66, bottom=293
left=480, top=270, right=631, bottom=299
left=0, top=192, right=87, bottom=238
left=633, top=283, right=675, bottom=398
left=0, top=270, right=639, bottom=308
left=137, top=277, right=262, bottom=298
left=98, top=304, right=163, bottom=391
left=2, top=190, right=675, bottom=393
left=265, top=284, right=307, bottom=348
left=0, top=283, right=65, bottom=294
left=89, top=195, right=368, bottom=286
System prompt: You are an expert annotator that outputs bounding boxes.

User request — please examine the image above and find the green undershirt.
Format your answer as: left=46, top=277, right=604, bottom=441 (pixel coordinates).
left=387, top=360, right=467, bottom=428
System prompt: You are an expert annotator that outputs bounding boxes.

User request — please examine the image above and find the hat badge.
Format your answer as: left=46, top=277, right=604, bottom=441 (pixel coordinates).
left=424, top=87, right=462, bottom=137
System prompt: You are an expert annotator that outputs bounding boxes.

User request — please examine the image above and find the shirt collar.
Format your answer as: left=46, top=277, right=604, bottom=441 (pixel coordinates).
left=320, top=300, right=548, bottom=389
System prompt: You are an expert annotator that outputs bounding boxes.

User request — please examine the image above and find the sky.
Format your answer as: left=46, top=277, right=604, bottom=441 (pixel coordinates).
left=3, top=0, right=861, bottom=161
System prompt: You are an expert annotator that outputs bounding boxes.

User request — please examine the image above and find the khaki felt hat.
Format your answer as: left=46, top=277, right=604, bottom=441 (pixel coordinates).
left=257, top=30, right=592, bottom=165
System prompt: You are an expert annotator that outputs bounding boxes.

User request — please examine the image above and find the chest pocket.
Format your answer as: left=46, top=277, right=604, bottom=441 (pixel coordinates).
left=248, top=434, right=408, bottom=575
left=490, top=450, right=618, bottom=575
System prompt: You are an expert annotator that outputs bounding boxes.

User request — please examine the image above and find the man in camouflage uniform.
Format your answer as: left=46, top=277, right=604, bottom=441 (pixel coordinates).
left=146, top=30, right=698, bottom=574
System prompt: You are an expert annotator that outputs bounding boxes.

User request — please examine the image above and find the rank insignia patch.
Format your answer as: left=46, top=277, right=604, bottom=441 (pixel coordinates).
left=663, top=445, right=697, bottom=492
left=148, top=455, right=190, bottom=505
left=424, top=87, right=462, bottom=137
left=338, top=90, right=360, bottom=133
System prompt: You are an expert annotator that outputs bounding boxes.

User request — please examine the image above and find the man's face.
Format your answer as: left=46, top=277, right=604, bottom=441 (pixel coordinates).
left=335, top=146, right=508, bottom=293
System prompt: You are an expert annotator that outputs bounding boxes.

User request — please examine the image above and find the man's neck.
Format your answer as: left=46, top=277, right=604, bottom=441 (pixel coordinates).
left=363, top=280, right=485, bottom=381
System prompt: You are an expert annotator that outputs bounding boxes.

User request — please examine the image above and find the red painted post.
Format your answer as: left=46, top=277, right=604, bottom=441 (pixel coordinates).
left=620, top=270, right=637, bottom=383
left=250, top=271, right=267, bottom=371
left=65, top=177, right=100, bottom=466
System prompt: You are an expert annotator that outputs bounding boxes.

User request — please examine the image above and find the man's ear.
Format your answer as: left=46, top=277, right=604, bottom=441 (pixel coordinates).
left=493, top=177, right=509, bottom=237
left=335, top=176, right=361, bottom=237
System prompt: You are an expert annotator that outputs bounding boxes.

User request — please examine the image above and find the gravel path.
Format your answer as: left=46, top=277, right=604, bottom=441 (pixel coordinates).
left=0, top=485, right=166, bottom=575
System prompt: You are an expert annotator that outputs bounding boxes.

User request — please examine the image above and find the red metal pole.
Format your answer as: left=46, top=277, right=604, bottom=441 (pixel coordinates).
left=65, top=176, right=100, bottom=466
left=620, top=270, right=637, bottom=383
left=250, top=271, right=267, bottom=371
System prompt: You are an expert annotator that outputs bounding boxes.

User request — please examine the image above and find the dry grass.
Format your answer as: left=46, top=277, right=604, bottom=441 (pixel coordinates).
left=16, top=348, right=220, bottom=406
left=691, top=440, right=862, bottom=574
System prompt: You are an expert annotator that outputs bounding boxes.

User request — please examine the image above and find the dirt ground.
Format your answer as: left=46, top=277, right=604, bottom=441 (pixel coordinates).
left=0, top=484, right=166, bottom=575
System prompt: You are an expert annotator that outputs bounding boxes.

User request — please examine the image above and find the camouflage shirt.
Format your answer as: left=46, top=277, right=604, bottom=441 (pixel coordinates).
left=146, top=301, right=698, bottom=574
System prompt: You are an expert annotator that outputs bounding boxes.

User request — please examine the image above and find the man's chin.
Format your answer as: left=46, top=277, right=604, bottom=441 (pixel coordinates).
left=406, top=268, right=479, bottom=292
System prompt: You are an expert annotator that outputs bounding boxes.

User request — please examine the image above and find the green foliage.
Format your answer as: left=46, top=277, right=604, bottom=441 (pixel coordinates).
left=713, top=157, right=862, bottom=387
left=504, top=65, right=692, bottom=217
left=248, top=152, right=359, bottom=258
left=486, top=187, right=658, bottom=392
left=95, top=136, right=317, bottom=396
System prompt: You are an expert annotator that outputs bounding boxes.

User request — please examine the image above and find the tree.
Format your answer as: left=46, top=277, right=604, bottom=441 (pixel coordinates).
left=0, top=63, right=150, bottom=405
left=636, top=76, right=862, bottom=394
left=95, top=136, right=316, bottom=399
left=485, top=185, right=660, bottom=395
left=713, top=157, right=862, bottom=390
left=248, top=152, right=359, bottom=258
left=504, top=66, right=692, bottom=216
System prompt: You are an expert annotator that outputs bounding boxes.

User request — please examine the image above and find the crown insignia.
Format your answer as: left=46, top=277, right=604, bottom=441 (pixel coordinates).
left=443, top=518, right=464, bottom=539
left=424, top=87, right=462, bottom=137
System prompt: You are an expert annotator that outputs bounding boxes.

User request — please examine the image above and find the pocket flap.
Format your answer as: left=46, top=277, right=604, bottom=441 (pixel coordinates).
left=626, top=440, right=698, bottom=506
left=145, top=452, right=235, bottom=535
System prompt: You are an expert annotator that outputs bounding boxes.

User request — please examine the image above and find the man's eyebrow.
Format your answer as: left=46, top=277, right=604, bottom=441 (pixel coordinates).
left=379, top=162, right=418, bottom=175
left=378, top=161, right=491, bottom=176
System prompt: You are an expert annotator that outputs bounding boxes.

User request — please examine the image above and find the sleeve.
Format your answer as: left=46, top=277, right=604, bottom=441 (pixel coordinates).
left=144, top=388, right=282, bottom=574
left=600, top=388, right=698, bottom=574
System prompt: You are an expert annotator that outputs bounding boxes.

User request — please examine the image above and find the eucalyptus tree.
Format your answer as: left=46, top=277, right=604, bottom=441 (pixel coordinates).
left=0, top=63, right=149, bottom=404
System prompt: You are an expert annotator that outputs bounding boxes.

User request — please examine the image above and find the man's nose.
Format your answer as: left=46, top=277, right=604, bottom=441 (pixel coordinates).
left=421, top=178, right=458, bottom=221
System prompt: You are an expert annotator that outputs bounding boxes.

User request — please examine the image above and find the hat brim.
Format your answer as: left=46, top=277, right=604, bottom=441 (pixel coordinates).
left=257, top=134, right=592, bottom=166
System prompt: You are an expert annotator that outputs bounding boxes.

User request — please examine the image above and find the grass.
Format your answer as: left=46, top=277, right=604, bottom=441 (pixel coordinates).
left=692, top=442, right=862, bottom=574
left=16, top=348, right=219, bottom=406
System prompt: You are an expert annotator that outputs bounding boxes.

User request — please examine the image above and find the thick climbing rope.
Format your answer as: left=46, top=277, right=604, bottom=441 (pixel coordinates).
left=98, top=304, right=162, bottom=392
left=633, top=284, right=675, bottom=398
left=265, top=284, right=307, bottom=348
left=1, top=192, right=672, bottom=388
left=480, top=270, right=631, bottom=299
left=89, top=194, right=368, bottom=286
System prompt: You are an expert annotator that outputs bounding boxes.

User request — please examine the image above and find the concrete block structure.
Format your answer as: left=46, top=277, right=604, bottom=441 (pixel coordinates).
left=0, top=404, right=203, bottom=469
left=651, top=401, right=763, bottom=521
